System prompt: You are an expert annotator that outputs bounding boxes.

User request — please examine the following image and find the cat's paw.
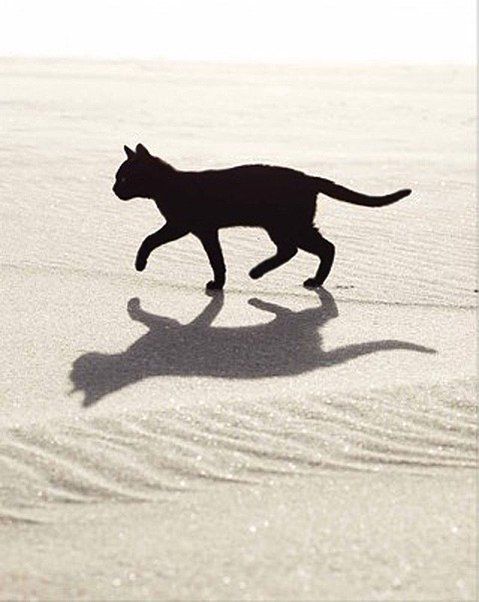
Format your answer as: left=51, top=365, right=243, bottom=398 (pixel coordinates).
left=249, top=266, right=264, bottom=280
left=303, top=278, right=322, bottom=289
left=135, top=255, right=147, bottom=271
left=206, top=280, right=224, bottom=291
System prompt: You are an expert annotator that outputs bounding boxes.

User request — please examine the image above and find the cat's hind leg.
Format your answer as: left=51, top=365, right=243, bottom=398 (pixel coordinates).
left=296, top=227, right=335, bottom=288
left=249, top=231, right=297, bottom=280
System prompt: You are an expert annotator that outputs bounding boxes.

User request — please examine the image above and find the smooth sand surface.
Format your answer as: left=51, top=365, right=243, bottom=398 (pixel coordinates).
left=0, top=59, right=476, bottom=600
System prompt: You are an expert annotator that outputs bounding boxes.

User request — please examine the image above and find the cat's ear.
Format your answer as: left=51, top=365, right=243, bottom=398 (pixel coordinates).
left=124, top=145, right=135, bottom=159
left=136, top=143, right=151, bottom=158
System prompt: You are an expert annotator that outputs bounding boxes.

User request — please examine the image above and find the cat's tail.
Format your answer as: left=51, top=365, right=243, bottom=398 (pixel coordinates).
left=313, top=177, right=411, bottom=207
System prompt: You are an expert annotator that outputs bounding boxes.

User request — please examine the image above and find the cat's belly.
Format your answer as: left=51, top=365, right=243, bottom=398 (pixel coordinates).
left=199, top=195, right=315, bottom=229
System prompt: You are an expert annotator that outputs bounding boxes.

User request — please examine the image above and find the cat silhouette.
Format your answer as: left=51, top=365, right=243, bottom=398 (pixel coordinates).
left=113, top=144, right=411, bottom=290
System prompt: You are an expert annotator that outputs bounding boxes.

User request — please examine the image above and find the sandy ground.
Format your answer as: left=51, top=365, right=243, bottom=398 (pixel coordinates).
left=0, top=59, right=476, bottom=600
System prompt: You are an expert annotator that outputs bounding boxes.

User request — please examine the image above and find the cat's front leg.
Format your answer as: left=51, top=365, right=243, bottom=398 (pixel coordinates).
left=135, top=250, right=148, bottom=272
left=195, top=229, right=226, bottom=290
left=135, top=222, right=188, bottom=271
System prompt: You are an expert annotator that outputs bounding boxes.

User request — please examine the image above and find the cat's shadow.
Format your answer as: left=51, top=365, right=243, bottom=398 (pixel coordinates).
left=70, top=288, right=435, bottom=407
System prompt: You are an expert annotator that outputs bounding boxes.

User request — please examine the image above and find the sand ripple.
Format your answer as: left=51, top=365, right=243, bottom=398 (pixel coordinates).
left=1, top=379, right=475, bottom=521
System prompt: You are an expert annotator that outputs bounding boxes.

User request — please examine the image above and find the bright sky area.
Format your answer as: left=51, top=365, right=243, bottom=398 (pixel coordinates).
left=0, top=0, right=475, bottom=63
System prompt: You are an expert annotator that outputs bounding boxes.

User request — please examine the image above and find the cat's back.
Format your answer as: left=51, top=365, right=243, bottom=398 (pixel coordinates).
left=192, top=164, right=316, bottom=197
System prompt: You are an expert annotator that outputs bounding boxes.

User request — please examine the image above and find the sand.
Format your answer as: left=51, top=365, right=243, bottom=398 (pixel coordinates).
left=0, top=58, right=476, bottom=600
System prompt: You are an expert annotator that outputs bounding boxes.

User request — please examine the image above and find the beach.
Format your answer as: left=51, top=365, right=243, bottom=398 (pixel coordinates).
left=0, top=58, right=476, bottom=600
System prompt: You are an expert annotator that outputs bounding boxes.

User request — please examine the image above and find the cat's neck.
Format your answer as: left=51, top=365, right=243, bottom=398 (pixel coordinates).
left=154, top=156, right=176, bottom=172
left=149, top=157, right=178, bottom=193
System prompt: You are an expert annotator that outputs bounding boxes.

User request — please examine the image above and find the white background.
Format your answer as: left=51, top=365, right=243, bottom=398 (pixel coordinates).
left=0, top=0, right=475, bottom=63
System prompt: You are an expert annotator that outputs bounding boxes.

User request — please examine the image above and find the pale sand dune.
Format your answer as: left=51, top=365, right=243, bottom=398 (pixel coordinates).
left=0, top=59, right=476, bottom=600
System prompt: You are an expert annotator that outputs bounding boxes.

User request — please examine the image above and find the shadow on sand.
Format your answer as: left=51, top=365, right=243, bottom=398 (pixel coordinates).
left=70, top=288, right=435, bottom=407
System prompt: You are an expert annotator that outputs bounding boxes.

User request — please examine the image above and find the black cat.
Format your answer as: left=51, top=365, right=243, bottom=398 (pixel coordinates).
left=113, top=144, right=411, bottom=290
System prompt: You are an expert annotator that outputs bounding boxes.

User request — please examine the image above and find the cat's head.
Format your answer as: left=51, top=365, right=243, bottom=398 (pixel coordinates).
left=113, top=143, right=173, bottom=200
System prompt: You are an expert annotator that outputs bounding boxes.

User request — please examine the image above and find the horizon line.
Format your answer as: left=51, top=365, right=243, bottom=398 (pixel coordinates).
left=0, top=53, right=475, bottom=68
